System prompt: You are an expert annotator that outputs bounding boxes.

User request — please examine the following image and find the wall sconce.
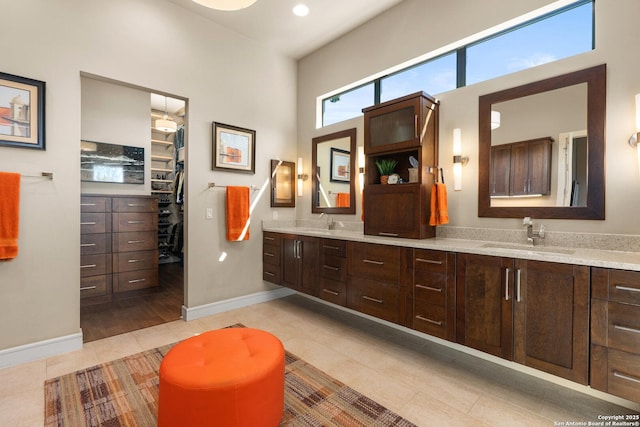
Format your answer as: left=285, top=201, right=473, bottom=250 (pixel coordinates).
left=491, top=110, right=501, bottom=130
left=357, top=146, right=365, bottom=192
left=629, top=94, right=640, bottom=170
left=297, top=157, right=308, bottom=197
left=452, top=128, right=468, bottom=191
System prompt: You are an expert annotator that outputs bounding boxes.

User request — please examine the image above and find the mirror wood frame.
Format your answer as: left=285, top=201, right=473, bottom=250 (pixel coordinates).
left=312, top=128, right=357, bottom=215
left=478, top=64, right=606, bottom=219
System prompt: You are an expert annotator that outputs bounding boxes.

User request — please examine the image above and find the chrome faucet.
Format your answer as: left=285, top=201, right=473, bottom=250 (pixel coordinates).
left=523, top=217, right=545, bottom=245
left=320, top=213, right=336, bottom=230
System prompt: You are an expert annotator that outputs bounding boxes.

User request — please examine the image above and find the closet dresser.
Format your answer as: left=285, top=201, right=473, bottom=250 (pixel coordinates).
left=81, top=195, right=158, bottom=305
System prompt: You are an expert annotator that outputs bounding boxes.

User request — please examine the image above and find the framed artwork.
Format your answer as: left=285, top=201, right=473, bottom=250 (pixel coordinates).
left=0, top=71, right=45, bottom=150
left=270, top=159, right=295, bottom=207
left=213, top=122, right=255, bottom=174
left=330, top=147, right=350, bottom=183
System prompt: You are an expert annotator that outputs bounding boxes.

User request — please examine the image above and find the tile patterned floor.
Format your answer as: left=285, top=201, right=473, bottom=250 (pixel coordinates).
left=1, top=293, right=638, bottom=426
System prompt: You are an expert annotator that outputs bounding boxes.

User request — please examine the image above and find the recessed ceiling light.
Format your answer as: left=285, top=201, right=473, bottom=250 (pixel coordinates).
left=292, top=4, right=309, bottom=17
left=192, top=0, right=257, bottom=11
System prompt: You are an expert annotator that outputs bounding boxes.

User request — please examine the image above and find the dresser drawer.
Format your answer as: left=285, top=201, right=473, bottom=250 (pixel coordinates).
left=80, top=274, right=112, bottom=298
left=347, top=276, right=399, bottom=323
left=112, top=213, right=158, bottom=232
left=413, top=269, right=447, bottom=306
left=80, top=196, right=111, bottom=213
left=321, top=255, right=347, bottom=282
left=322, top=239, right=346, bottom=257
left=413, top=249, right=447, bottom=273
left=113, top=250, right=158, bottom=273
left=81, top=213, right=111, bottom=234
left=348, top=242, right=400, bottom=283
left=263, top=244, right=281, bottom=266
left=80, top=254, right=112, bottom=277
left=319, top=278, right=347, bottom=306
left=607, top=348, right=640, bottom=403
left=606, top=301, right=640, bottom=354
left=413, top=300, right=447, bottom=339
left=263, top=262, right=281, bottom=284
left=263, top=232, right=281, bottom=246
left=113, top=231, right=157, bottom=252
left=113, top=268, right=158, bottom=292
left=112, top=197, right=158, bottom=213
left=80, top=233, right=111, bottom=255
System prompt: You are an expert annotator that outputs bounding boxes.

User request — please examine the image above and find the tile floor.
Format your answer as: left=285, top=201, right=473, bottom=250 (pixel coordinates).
left=1, top=293, right=639, bottom=426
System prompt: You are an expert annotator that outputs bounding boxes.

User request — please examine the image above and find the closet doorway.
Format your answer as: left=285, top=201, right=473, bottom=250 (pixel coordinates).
left=80, top=75, right=187, bottom=342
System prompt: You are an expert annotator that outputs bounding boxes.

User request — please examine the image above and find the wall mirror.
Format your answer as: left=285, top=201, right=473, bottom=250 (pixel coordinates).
left=478, top=64, right=606, bottom=219
left=312, top=128, right=356, bottom=214
left=270, top=159, right=295, bottom=207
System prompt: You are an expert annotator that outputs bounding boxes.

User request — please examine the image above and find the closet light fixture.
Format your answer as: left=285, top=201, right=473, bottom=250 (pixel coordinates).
left=192, top=0, right=257, bottom=11
left=629, top=94, right=640, bottom=170
left=491, top=111, right=501, bottom=130
left=452, top=128, right=468, bottom=191
left=154, top=97, right=177, bottom=133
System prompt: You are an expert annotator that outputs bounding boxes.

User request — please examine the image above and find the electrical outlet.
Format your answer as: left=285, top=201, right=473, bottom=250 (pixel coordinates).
left=272, top=211, right=278, bottom=220
left=206, top=208, right=213, bottom=219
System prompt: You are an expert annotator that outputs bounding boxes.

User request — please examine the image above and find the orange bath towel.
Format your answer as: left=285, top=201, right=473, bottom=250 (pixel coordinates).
left=336, top=192, right=349, bottom=208
left=429, top=182, right=449, bottom=226
left=0, top=172, right=20, bottom=260
left=226, top=186, right=250, bottom=241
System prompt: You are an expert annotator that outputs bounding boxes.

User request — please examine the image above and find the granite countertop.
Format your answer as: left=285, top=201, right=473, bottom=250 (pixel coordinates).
left=262, top=223, right=640, bottom=272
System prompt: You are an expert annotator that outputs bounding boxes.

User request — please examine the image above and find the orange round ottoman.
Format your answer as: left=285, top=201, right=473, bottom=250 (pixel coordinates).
left=158, top=328, right=285, bottom=427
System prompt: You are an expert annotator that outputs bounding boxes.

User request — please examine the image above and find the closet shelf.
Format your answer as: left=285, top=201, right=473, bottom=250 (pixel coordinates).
left=151, top=179, right=173, bottom=183
left=151, top=190, right=173, bottom=194
left=151, top=167, right=173, bottom=173
left=152, top=154, right=173, bottom=162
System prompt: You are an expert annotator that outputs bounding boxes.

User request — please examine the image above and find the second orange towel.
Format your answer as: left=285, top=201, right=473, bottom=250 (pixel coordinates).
left=226, top=186, right=250, bottom=241
left=429, top=182, right=449, bottom=226
left=0, top=172, right=20, bottom=260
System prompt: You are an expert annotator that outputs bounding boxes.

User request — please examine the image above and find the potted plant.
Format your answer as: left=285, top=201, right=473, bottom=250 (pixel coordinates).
left=375, top=159, right=398, bottom=184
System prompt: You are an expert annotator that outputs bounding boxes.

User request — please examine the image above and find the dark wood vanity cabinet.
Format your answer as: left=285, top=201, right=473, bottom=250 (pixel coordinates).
left=363, top=184, right=427, bottom=239
left=262, top=232, right=281, bottom=284
left=319, top=239, right=348, bottom=306
left=591, top=268, right=640, bottom=402
left=281, top=234, right=319, bottom=296
left=490, top=137, right=552, bottom=197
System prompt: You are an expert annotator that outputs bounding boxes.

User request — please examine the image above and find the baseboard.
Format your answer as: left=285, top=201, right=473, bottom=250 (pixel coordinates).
left=182, top=287, right=295, bottom=321
left=0, top=332, right=83, bottom=369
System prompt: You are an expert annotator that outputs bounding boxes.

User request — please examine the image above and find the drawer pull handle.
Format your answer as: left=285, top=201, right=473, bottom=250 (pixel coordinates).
left=265, top=236, right=275, bottom=241
left=128, top=240, right=145, bottom=244
left=264, top=252, right=275, bottom=257
left=323, top=289, right=340, bottom=296
left=128, top=278, right=146, bottom=284
left=80, top=243, right=96, bottom=247
left=323, top=265, right=340, bottom=271
left=505, top=267, right=510, bottom=301
left=80, top=286, right=97, bottom=291
left=264, top=272, right=275, bottom=277
left=127, top=220, right=145, bottom=224
left=415, top=284, right=442, bottom=292
left=363, top=259, right=384, bottom=265
left=613, top=324, right=640, bottom=335
left=416, top=258, right=443, bottom=265
left=81, top=222, right=97, bottom=225
left=615, top=285, right=640, bottom=293
left=362, top=295, right=383, bottom=304
left=613, top=371, right=640, bottom=385
left=378, top=232, right=399, bottom=237
left=416, top=315, right=443, bottom=326
left=325, top=245, right=340, bottom=250
left=80, top=264, right=97, bottom=269
left=127, top=203, right=145, bottom=207
left=80, top=203, right=96, bottom=206
left=128, top=259, right=144, bottom=263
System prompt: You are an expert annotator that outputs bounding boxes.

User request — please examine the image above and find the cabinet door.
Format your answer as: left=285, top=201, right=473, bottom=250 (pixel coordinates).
left=490, top=145, right=511, bottom=196
left=364, top=98, right=420, bottom=154
left=456, top=254, right=514, bottom=360
left=298, top=236, right=319, bottom=296
left=527, top=139, right=552, bottom=195
left=513, top=260, right=589, bottom=384
left=281, top=235, right=299, bottom=290
left=510, top=142, right=530, bottom=196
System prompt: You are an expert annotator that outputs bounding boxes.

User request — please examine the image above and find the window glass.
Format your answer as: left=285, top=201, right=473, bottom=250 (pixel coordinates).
left=322, top=83, right=374, bottom=127
left=380, top=53, right=457, bottom=103
left=466, top=2, right=593, bottom=85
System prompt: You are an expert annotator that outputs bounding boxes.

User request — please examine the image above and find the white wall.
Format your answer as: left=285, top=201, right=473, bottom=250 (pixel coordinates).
left=0, top=0, right=296, bottom=352
left=297, top=0, right=640, bottom=235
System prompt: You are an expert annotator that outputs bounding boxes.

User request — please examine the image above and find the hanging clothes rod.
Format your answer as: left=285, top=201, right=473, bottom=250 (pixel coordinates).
left=208, top=182, right=259, bottom=191
left=19, top=172, right=53, bottom=180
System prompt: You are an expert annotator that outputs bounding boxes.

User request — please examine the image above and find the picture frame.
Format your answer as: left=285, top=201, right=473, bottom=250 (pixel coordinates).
left=330, top=147, right=350, bottom=183
left=212, top=122, right=255, bottom=174
left=0, top=71, right=45, bottom=150
left=270, top=159, right=295, bottom=208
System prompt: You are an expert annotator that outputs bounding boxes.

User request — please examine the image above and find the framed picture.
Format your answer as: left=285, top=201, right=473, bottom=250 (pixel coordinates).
left=213, top=122, right=255, bottom=174
left=330, top=147, right=350, bottom=183
left=0, top=72, right=45, bottom=150
left=270, top=159, right=295, bottom=207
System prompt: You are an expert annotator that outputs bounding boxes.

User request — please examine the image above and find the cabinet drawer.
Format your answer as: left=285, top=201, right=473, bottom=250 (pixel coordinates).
left=80, top=254, right=112, bottom=277
left=318, top=278, right=347, bottom=306
left=322, top=239, right=346, bottom=257
left=80, top=274, right=112, bottom=298
left=263, top=232, right=281, bottom=246
left=609, top=270, right=640, bottom=306
left=113, top=268, right=158, bottom=292
left=113, top=250, right=158, bottom=273
left=263, top=244, right=280, bottom=266
left=80, top=233, right=111, bottom=255
left=263, top=263, right=281, bottom=284
left=80, top=196, right=111, bottom=213
left=112, top=213, right=158, bottom=232
left=607, top=301, right=640, bottom=354
left=413, top=300, right=447, bottom=339
left=81, top=213, right=110, bottom=234
left=413, top=249, right=447, bottom=273
left=113, top=231, right=157, bottom=252
left=413, top=269, right=447, bottom=306
left=347, top=276, right=399, bottom=323
left=348, top=242, right=400, bottom=283
left=321, top=255, right=346, bottom=282
left=607, top=348, right=640, bottom=403
left=112, top=197, right=158, bottom=213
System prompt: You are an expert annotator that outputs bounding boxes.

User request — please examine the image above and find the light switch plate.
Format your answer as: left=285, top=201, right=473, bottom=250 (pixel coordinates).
left=206, top=208, right=213, bottom=219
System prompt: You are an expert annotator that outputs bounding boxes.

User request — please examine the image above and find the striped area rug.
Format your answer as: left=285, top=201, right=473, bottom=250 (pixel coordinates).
left=44, top=332, right=416, bottom=426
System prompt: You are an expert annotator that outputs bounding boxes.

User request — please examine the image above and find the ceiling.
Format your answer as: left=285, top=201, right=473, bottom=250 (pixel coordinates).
left=167, top=0, right=405, bottom=59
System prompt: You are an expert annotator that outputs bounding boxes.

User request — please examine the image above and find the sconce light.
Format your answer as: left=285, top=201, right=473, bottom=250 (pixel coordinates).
left=357, top=146, right=365, bottom=192
left=192, top=0, right=257, bottom=11
left=629, top=94, right=640, bottom=169
left=297, top=157, right=308, bottom=197
left=452, top=128, right=468, bottom=191
left=491, top=110, right=501, bottom=130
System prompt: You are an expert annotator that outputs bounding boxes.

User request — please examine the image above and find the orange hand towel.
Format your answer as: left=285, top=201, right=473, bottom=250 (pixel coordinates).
left=429, top=182, right=449, bottom=226
left=336, top=192, right=349, bottom=208
left=226, top=186, right=250, bottom=241
left=0, top=172, right=20, bottom=260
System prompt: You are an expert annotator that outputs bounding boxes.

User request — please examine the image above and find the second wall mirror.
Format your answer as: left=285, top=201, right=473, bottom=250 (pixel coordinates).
left=312, top=128, right=357, bottom=215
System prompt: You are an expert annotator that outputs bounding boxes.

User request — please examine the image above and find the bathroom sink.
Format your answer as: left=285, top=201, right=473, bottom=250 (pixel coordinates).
left=481, top=242, right=575, bottom=255
left=295, top=227, right=336, bottom=235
